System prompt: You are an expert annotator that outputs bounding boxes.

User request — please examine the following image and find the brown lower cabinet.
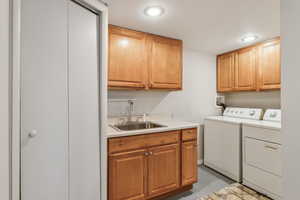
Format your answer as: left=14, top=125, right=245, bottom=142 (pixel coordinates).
left=182, top=141, right=198, bottom=186
left=108, top=129, right=198, bottom=200
left=109, top=149, right=148, bottom=200
left=147, top=144, right=180, bottom=198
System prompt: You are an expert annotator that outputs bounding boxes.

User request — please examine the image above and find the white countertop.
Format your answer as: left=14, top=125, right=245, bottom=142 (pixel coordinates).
left=106, top=119, right=200, bottom=138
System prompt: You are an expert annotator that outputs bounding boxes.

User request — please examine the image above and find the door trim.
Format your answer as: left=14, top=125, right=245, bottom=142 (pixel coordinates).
left=10, top=1, right=108, bottom=200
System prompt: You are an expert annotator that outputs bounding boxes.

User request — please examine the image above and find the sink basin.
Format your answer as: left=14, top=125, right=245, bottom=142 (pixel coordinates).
left=112, top=122, right=166, bottom=131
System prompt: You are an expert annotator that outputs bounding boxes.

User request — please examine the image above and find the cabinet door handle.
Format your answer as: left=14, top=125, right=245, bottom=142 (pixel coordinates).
left=28, top=130, right=38, bottom=138
left=144, top=152, right=149, bottom=156
left=264, top=145, right=278, bottom=150
left=149, top=151, right=153, bottom=155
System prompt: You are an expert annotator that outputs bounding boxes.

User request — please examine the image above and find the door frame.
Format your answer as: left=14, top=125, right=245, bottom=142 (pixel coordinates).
left=10, top=0, right=108, bottom=200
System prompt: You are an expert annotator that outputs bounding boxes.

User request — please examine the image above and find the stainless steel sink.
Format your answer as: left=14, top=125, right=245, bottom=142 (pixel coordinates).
left=111, top=122, right=166, bottom=131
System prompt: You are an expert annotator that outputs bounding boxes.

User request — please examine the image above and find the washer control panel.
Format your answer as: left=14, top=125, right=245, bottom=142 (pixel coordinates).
left=263, top=109, right=281, bottom=122
left=223, top=107, right=263, bottom=120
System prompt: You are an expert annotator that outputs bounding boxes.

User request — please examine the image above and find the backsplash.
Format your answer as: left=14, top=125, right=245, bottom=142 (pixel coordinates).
left=223, top=91, right=281, bottom=109
left=108, top=89, right=218, bottom=123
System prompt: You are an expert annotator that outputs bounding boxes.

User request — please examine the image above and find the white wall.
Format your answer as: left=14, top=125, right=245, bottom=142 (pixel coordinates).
left=223, top=91, right=281, bottom=109
left=0, top=0, right=10, bottom=200
left=108, top=49, right=218, bottom=161
left=281, top=1, right=300, bottom=199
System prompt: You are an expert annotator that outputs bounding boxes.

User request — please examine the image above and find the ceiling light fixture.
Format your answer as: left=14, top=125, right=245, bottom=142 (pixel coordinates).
left=241, top=35, right=258, bottom=43
left=144, top=6, right=164, bottom=17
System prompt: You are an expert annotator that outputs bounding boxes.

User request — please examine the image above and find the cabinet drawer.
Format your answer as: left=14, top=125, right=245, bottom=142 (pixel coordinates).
left=182, top=128, right=197, bottom=141
left=245, top=137, right=282, bottom=176
left=108, top=135, right=146, bottom=153
left=108, top=131, right=180, bottom=153
left=146, top=131, right=180, bottom=147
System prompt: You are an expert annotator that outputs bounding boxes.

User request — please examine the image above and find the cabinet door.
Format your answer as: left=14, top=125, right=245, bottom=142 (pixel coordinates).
left=148, top=35, right=182, bottom=89
left=147, top=144, right=180, bottom=198
left=108, top=25, right=147, bottom=88
left=182, top=141, right=198, bottom=186
left=258, top=38, right=281, bottom=90
left=217, top=53, right=235, bottom=92
left=235, top=47, right=257, bottom=91
left=109, top=149, right=147, bottom=200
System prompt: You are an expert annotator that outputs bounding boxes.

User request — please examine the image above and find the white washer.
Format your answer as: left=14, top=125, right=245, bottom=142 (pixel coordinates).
left=204, top=107, right=263, bottom=182
left=242, top=109, right=281, bottom=199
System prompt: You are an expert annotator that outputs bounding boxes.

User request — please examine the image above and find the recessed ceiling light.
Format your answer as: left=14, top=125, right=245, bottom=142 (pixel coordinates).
left=241, top=35, right=258, bottom=43
left=144, top=6, right=164, bottom=17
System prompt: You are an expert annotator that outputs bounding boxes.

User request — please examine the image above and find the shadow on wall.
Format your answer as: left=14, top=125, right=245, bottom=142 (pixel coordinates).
left=108, top=90, right=170, bottom=117
left=222, top=91, right=281, bottom=109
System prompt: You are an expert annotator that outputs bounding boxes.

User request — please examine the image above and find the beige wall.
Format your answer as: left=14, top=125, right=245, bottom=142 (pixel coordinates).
left=223, top=91, right=281, bottom=109
left=108, top=49, right=218, bottom=162
left=0, top=0, right=10, bottom=199
left=281, top=0, right=300, bottom=199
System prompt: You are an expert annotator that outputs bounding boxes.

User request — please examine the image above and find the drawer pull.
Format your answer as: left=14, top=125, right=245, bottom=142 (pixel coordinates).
left=264, top=145, right=278, bottom=150
left=144, top=152, right=149, bottom=156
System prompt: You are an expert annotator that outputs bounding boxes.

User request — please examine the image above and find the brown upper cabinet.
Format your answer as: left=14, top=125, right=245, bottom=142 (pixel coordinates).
left=108, top=25, right=147, bottom=88
left=108, top=25, right=183, bottom=90
left=257, top=39, right=281, bottom=90
left=217, top=53, right=235, bottom=92
left=148, top=35, right=183, bottom=89
left=217, top=37, right=280, bottom=92
left=234, top=47, right=257, bottom=91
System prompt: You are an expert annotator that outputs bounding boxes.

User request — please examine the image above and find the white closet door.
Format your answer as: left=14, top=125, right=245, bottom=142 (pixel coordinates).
left=68, top=2, right=101, bottom=200
left=21, top=0, right=68, bottom=200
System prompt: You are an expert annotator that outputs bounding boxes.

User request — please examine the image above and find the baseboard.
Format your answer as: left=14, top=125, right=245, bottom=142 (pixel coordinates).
left=198, top=159, right=203, bottom=165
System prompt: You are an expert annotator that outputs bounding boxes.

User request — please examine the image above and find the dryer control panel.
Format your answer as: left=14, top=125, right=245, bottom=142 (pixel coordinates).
left=263, top=109, right=281, bottom=122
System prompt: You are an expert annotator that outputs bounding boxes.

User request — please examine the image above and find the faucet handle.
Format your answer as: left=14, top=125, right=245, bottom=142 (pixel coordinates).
left=143, top=113, right=149, bottom=122
left=118, top=117, right=126, bottom=125
left=135, top=115, right=143, bottom=123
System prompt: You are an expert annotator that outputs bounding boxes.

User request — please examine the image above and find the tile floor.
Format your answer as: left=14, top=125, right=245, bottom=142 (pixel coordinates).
left=166, top=165, right=235, bottom=200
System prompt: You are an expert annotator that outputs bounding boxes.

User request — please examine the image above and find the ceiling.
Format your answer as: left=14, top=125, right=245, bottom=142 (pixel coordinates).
left=105, top=0, right=280, bottom=55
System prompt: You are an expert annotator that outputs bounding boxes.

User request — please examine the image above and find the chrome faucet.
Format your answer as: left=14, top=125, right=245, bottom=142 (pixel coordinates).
left=127, top=100, right=134, bottom=123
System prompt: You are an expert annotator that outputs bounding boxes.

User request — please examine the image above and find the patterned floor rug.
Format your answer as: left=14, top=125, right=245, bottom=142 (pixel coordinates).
left=199, top=183, right=271, bottom=200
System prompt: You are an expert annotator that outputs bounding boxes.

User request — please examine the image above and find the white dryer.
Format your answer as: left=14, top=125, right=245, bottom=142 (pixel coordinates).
left=242, top=109, right=282, bottom=199
left=204, top=107, right=263, bottom=182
